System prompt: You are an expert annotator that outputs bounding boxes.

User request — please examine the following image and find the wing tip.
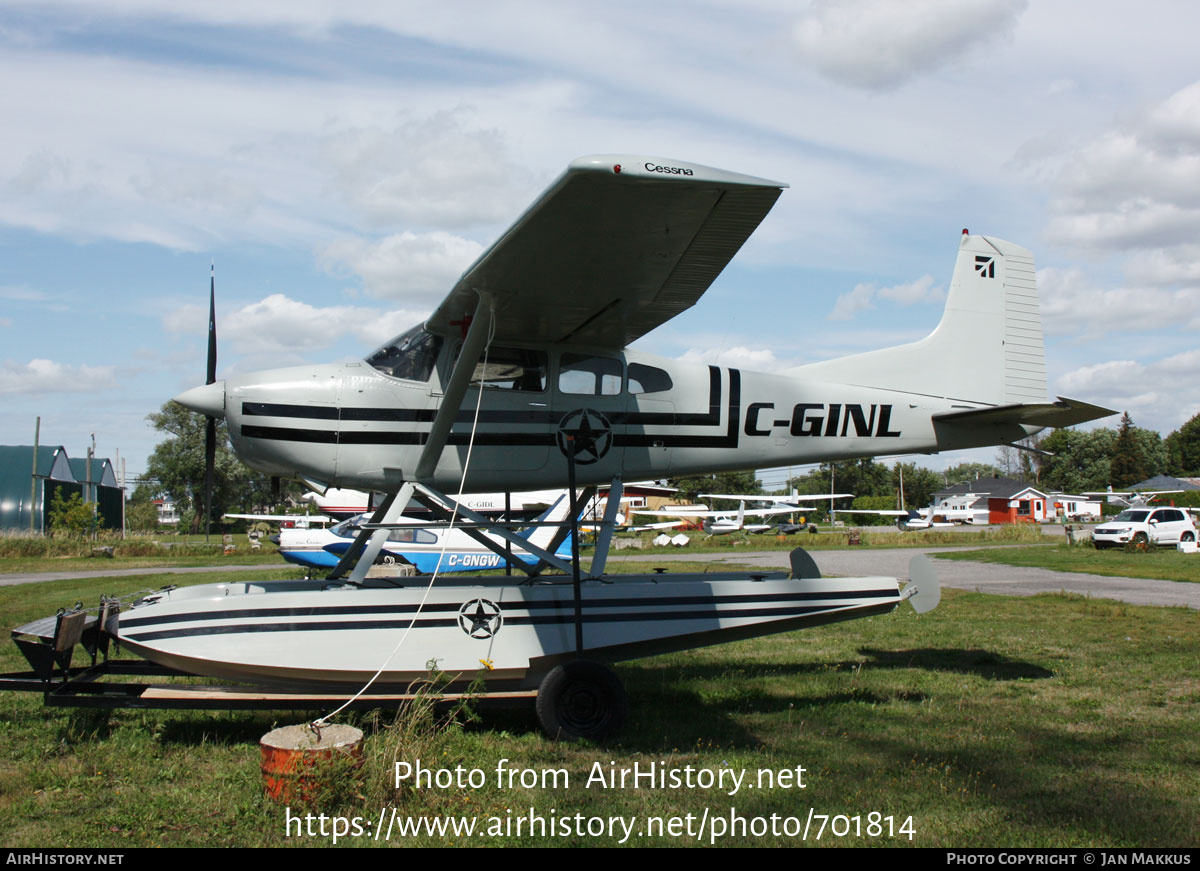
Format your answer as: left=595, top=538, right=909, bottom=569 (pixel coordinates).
left=568, top=154, right=788, bottom=189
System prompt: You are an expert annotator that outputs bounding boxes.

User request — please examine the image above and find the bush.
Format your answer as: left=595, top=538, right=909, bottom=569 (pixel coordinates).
left=47, top=491, right=103, bottom=537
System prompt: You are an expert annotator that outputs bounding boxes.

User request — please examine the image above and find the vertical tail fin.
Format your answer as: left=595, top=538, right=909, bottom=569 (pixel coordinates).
left=793, top=234, right=1047, bottom=405
left=522, top=494, right=572, bottom=550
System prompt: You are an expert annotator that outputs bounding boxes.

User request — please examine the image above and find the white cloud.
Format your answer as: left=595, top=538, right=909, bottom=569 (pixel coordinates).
left=1037, top=267, right=1200, bottom=336
left=0, top=286, right=50, bottom=302
left=678, top=346, right=785, bottom=371
left=0, top=358, right=117, bottom=395
left=324, top=110, right=530, bottom=229
left=1047, top=80, right=1200, bottom=252
left=829, top=282, right=876, bottom=320
left=829, top=275, right=942, bottom=320
left=1056, top=350, right=1200, bottom=433
left=165, top=294, right=427, bottom=355
left=792, top=0, right=1027, bottom=90
left=319, top=231, right=483, bottom=302
left=1125, top=245, right=1200, bottom=285
left=878, top=274, right=944, bottom=305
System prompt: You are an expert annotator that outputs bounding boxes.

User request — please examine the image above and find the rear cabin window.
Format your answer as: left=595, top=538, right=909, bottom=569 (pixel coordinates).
left=366, top=325, right=443, bottom=383
left=559, top=354, right=622, bottom=395
left=627, top=363, right=673, bottom=395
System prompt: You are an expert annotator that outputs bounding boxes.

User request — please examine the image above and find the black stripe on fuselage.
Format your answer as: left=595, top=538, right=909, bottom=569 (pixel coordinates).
left=615, top=368, right=740, bottom=449
left=237, top=366, right=740, bottom=449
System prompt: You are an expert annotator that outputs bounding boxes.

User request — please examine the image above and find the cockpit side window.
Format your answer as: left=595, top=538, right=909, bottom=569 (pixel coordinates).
left=459, top=346, right=548, bottom=391
left=366, top=325, right=443, bottom=383
left=627, top=363, right=673, bottom=395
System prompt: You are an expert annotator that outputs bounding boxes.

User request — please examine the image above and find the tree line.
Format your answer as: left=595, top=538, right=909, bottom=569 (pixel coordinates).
left=669, top=409, right=1200, bottom=522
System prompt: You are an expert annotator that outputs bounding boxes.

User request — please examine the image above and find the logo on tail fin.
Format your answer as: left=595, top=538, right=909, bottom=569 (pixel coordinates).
left=974, top=255, right=995, bottom=278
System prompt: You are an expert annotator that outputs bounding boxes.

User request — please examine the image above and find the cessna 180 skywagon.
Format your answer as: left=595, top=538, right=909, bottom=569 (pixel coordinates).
left=15, top=155, right=1112, bottom=739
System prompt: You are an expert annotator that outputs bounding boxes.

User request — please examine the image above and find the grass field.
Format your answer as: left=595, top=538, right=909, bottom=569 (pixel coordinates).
left=934, top=544, right=1200, bottom=584
left=0, top=561, right=1196, bottom=848
left=626, top=523, right=1051, bottom=554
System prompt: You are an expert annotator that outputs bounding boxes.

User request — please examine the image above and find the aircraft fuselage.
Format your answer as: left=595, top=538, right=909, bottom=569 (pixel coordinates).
left=207, top=336, right=1031, bottom=492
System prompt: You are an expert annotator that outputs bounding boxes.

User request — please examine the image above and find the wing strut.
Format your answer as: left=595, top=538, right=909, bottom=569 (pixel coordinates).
left=589, top=477, right=623, bottom=575
left=347, top=483, right=416, bottom=586
left=415, top=292, right=494, bottom=482
left=324, top=490, right=397, bottom=581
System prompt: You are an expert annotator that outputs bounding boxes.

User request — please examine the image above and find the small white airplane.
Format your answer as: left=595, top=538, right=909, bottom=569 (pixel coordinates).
left=40, top=154, right=1114, bottom=738
left=276, top=495, right=575, bottom=574
left=828, top=507, right=959, bottom=530
left=632, top=502, right=792, bottom=535
left=634, top=492, right=852, bottom=535
left=1084, top=488, right=1184, bottom=508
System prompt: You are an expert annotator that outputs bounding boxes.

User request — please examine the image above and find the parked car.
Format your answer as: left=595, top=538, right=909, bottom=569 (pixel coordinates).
left=1092, top=508, right=1197, bottom=549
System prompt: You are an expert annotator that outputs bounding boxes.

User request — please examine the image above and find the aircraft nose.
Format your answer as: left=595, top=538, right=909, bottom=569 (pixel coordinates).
left=174, top=381, right=226, bottom=418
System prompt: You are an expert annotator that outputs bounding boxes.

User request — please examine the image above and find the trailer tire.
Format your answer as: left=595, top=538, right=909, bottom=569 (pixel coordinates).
left=536, top=660, right=626, bottom=741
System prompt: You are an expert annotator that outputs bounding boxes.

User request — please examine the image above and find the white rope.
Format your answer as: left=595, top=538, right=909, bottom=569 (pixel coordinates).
left=314, top=305, right=496, bottom=726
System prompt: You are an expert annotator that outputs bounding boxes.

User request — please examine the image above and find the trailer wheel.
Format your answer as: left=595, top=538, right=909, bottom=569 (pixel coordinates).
left=536, top=660, right=626, bottom=741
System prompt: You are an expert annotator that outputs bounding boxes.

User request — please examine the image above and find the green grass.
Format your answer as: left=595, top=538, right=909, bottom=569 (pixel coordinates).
left=934, top=544, right=1200, bottom=584
left=0, top=560, right=1196, bottom=847
left=0, top=532, right=284, bottom=574
left=615, top=523, right=1051, bottom=554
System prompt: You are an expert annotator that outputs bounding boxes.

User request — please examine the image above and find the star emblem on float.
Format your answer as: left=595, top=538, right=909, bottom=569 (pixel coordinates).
left=458, top=598, right=503, bottom=639
left=556, top=408, right=613, bottom=464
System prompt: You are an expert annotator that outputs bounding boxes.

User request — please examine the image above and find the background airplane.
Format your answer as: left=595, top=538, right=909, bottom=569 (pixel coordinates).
left=277, top=495, right=575, bottom=573
left=632, top=493, right=851, bottom=536
left=1084, top=488, right=1184, bottom=508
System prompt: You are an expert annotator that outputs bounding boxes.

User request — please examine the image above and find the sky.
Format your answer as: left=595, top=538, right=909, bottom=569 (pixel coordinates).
left=1, top=0, right=1198, bottom=489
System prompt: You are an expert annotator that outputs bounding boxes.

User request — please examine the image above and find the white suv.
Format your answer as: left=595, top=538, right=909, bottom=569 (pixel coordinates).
left=1093, top=507, right=1197, bottom=549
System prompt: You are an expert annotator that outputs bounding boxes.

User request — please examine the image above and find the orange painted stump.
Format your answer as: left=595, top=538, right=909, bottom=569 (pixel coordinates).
left=260, top=724, right=363, bottom=803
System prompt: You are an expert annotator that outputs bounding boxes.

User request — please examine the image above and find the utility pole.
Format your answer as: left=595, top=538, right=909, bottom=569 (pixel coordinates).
left=88, top=433, right=97, bottom=540
left=30, top=417, right=40, bottom=533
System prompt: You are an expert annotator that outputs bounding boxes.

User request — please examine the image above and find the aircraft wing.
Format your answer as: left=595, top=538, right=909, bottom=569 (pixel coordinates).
left=698, top=493, right=853, bottom=502
left=223, top=513, right=331, bottom=524
left=631, top=507, right=711, bottom=518
left=629, top=520, right=688, bottom=531
left=427, top=155, right=787, bottom=348
left=633, top=506, right=795, bottom=519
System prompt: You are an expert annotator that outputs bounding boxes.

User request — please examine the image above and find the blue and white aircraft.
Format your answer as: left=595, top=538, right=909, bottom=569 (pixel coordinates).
left=276, top=494, right=575, bottom=573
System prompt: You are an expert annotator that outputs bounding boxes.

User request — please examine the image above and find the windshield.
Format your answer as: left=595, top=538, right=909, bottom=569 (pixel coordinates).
left=1112, top=510, right=1149, bottom=523
left=366, top=324, right=443, bottom=382
left=331, top=515, right=368, bottom=536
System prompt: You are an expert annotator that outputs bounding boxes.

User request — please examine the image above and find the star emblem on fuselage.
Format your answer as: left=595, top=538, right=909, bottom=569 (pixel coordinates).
left=556, top=408, right=613, bottom=465
left=458, top=598, right=502, bottom=639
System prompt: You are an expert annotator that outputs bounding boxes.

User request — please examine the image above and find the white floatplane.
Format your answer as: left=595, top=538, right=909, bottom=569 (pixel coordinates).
left=16, top=155, right=1112, bottom=738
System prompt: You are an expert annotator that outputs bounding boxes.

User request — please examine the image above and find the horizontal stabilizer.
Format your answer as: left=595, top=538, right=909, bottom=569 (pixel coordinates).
left=932, top=396, right=1114, bottom=429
